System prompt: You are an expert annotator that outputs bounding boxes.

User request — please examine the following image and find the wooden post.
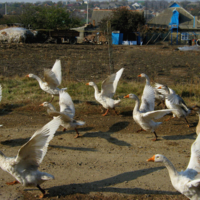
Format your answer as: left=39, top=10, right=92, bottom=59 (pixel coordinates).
left=107, top=21, right=114, bottom=74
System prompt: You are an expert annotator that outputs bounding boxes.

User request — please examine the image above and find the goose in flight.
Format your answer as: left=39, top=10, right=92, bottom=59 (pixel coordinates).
left=156, top=84, right=191, bottom=127
left=147, top=133, right=200, bottom=199
left=26, top=59, right=66, bottom=102
left=86, top=68, right=124, bottom=116
left=0, top=117, right=61, bottom=198
left=40, top=90, right=85, bottom=138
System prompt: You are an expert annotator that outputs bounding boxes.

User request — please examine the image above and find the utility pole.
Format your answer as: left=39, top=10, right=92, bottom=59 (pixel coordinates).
left=107, top=21, right=114, bottom=74
left=85, top=1, right=88, bottom=24
left=5, top=2, right=7, bottom=15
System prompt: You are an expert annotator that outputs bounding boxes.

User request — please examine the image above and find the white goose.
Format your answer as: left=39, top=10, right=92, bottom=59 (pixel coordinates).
left=26, top=59, right=66, bottom=102
left=0, top=117, right=61, bottom=198
left=156, top=84, right=191, bottom=127
left=154, top=83, right=167, bottom=107
left=86, top=68, right=124, bottom=116
left=147, top=133, right=200, bottom=199
left=124, top=76, right=175, bottom=141
left=138, top=73, right=166, bottom=108
left=40, top=90, right=85, bottom=138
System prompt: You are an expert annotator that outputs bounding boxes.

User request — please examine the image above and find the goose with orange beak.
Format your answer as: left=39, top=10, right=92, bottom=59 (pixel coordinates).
left=26, top=59, right=66, bottom=102
left=147, top=133, right=200, bottom=199
left=86, top=68, right=124, bottom=116
left=156, top=84, right=191, bottom=127
left=124, top=90, right=175, bottom=141
left=40, top=90, right=85, bottom=138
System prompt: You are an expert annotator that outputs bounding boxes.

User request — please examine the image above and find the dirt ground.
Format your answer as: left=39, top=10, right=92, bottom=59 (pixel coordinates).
left=0, top=44, right=200, bottom=200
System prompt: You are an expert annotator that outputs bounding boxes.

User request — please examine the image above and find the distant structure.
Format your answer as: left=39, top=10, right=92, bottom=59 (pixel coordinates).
left=5, top=2, right=7, bottom=15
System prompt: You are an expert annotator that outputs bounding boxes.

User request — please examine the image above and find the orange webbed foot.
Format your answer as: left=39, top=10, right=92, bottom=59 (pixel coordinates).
left=6, top=180, right=19, bottom=185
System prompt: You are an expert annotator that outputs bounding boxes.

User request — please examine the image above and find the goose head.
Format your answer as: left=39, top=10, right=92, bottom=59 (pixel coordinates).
left=39, top=102, right=50, bottom=107
left=124, top=94, right=138, bottom=100
left=26, top=74, right=34, bottom=78
left=86, top=82, right=95, bottom=87
left=147, top=154, right=165, bottom=163
left=138, top=73, right=147, bottom=78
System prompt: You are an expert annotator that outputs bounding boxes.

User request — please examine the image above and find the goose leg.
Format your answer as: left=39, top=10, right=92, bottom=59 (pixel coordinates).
left=50, top=95, right=54, bottom=103
left=165, top=116, right=175, bottom=121
left=184, top=117, right=190, bottom=127
left=152, top=131, right=158, bottom=141
left=37, top=184, right=46, bottom=199
left=165, top=116, right=172, bottom=121
left=6, top=180, right=19, bottom=185
left=102, top=109, right=109, bottom=116
left=136, top=128, right=146, bottom=133
left=74, top=128, right=80, bottom=138
left=113, top=108, right=119, bottom=115
left=156, top=102, right=161, bottom=107
left=63, top=128, right=66, bottom=132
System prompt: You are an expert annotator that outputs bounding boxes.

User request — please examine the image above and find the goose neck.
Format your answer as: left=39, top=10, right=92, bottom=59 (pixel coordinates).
left=133, top=96, right=140, bottom=113
left=163, top=157, right=178, bottom=180
left=145, top=75, right=150, bottom=85
left=93, top=84, right=99, bottom=95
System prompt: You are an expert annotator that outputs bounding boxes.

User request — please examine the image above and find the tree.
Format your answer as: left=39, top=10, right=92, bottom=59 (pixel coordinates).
left=99, top=8, right=145, bottom=33
left=20, top=4, right=82, bottom=29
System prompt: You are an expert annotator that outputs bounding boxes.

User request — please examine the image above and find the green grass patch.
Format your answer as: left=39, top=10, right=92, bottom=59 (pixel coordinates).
left=1, top=77, right=200, bottom=110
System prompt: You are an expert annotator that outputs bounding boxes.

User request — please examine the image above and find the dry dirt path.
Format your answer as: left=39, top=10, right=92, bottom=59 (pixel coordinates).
left=0, top=110, right=197, bottom=200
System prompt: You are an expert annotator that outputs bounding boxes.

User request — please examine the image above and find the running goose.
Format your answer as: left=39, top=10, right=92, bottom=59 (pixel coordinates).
left=0, top=117, right=61, bottom=198
left=86, top=68, right=124, bottom=116
left=157, top=84, right=191, bottom=127
left=147, top=133, right=200, bottom=199
left=26, top=59, right=66, bottom=102
left=40, top=90, right=85, bottom=138
left=124, top=91, right=174, bottom=141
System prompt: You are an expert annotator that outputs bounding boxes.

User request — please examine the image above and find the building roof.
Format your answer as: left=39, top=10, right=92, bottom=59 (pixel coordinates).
left=91, top=9, right=113, bottom=26
left=147, top=6, right=200, bottom=30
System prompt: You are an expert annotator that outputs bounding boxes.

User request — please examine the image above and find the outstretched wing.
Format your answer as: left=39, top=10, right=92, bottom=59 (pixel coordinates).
left=142, top=109, right=174, bottom=120
left=186, top=134, right=200, bottom=172
left=51, top=59, right=62, bottom=85
left=101, top=68, right=124, bottom=98
left=0, top=84, right=2, bottom=102
left=44, top=68, right=59, bottom=88
left=59, top=90, right=75, bottom=119
left=14, top=117, right=61, bottom=168
left=140, top=85, right=155, bottom=112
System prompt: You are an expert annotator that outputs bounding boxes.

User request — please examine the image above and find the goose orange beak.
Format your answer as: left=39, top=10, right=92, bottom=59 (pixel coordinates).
left=147, top=155, right=155, bottom=162
left=39, top=103, right=44, bottom=107
left=86, top=83, right=89, bottom=85
left=138, top=74, right=142, bottom=77
left=158, top=86, right=162, bottom=89
left=124, top=94, right=129, bottom=98
left=26, top=74, right=29, bottom=77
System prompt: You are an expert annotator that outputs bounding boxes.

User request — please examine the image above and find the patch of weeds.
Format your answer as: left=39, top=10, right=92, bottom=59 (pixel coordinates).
left=27, top=82, right=38, bottom=87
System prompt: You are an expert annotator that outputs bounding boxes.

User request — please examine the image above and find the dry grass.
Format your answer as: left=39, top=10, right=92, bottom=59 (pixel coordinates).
left=0, top=76, right=200, bottom=112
